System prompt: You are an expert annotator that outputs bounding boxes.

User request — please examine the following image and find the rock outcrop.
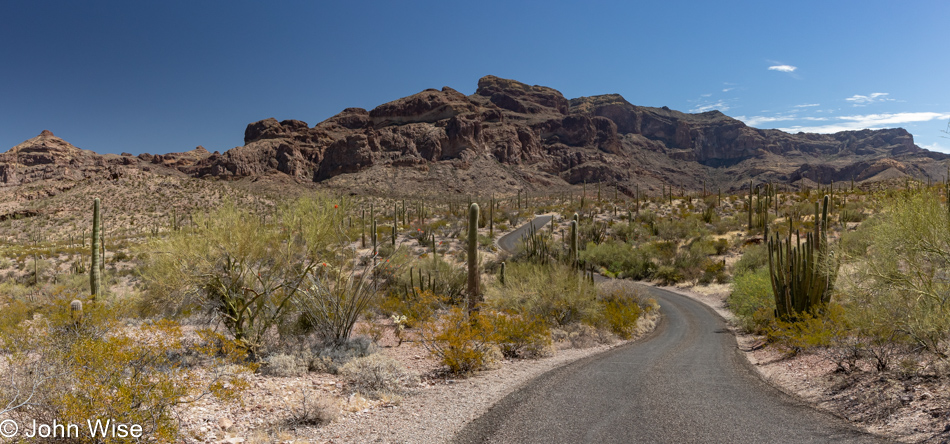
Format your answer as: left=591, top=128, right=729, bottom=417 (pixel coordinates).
left=3, top=76, right=948, bottom=195
left=183, top=75, right=947, bottom=194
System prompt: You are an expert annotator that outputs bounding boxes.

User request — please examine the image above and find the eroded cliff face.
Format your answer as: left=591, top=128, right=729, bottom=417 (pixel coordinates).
left=179, top=75, right=943, bottom=194
left=3, top=76, right=947, bottom=195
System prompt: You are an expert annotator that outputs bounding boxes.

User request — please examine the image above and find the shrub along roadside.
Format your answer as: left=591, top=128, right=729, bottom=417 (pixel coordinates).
left=579, top=240, right=655, bottom=280
left=0, top=299, right=251, bottom=442
left=727, top=268, right=774, bottom=334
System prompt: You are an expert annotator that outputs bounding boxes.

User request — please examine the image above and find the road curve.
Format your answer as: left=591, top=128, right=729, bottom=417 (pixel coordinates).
left=456, top=217, right=886, bottom=444
left=496, top=214, right=553, bottom=254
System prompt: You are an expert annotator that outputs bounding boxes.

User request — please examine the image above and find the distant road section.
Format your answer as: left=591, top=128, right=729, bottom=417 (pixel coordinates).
left=496, top=214, right=553, bottom=254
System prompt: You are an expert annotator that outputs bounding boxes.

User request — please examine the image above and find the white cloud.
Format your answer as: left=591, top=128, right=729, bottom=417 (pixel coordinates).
left=690, top=101, right=729, bottom=113
left=722, top=87, right=735, bottom=92
left=794, top=103, right=820, bottom=108
left=919, top=142, right=950, bottom=153
left=737, top=115, right=795, bottom=126
left=768, top=65, right=797, bottom=72
left=845, top=92, right=894, bottom=106
left=737, top=115, right=828, bottom=127
left=777, top=112, right=950, bottom=133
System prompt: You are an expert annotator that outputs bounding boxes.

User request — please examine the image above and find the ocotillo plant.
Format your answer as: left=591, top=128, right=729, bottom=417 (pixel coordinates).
left=467, top=203, right=480, bottom=313
left=767, top=195, right=839, bottom=320
left=91, top=197, right=101, bottom=300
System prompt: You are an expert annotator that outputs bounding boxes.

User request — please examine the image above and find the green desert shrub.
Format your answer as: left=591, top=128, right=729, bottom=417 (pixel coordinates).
left=837, top=189, right=950, bottom=358
left=712, top=215, right=742, bottom=234
left=653, top=265, right=684, bottom=285
left=837, top=215, right=877, bottom=257
left=698, top=260, right=728, bottom=285
left=733, top=243, right=768, bottom=276
left=654, top=215, right=706, bottom=241
left=140, top=196, right=382, bottom=354
left=579, top=240, right=655, bottom=280
left=613, top=220, right=652, bottom=243
left=727, top=268, right=773, bottom=333
left=485, top=262, right=599, bottom=327
left=712, top=238, right=730, bottom=255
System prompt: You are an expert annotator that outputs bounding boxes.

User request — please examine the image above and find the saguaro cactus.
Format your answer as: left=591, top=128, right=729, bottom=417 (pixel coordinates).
left=467, top=203, right=480, bottom=313
left=569, top=219, right=579, bottom=269
left=91, top=197, right=101, bottom=300
left=489, top=196, right=494, bottom=237
left=747, top=179, right=754, bottom=232
left=499, top=261, right=506, bottom=286
left=372, top=217, right=378, bottom=257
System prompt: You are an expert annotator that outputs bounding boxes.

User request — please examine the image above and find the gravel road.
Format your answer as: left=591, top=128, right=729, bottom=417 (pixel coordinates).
left=456, top=216, right=887, bottom=444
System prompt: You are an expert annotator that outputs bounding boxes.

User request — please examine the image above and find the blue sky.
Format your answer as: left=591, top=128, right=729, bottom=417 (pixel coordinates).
left=2, top=1, right=948, bottom=155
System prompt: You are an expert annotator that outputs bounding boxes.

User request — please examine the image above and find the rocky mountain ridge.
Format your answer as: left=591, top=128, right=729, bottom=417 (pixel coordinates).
left=3, top=76, right=947, bottom=195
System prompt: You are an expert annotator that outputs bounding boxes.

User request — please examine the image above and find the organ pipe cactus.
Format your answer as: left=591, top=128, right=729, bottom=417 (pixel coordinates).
left=467, top=203, right=480, bottom=313
left=91, top=197, right=101, bottom=300
left=768, top=195, right=839, bottom=320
